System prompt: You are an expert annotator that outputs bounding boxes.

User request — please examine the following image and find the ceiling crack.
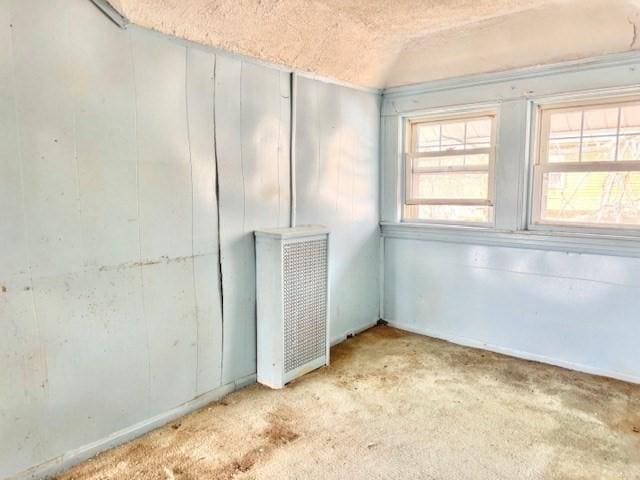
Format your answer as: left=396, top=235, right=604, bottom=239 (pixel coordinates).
left=628, top=17, right=638, bottom=49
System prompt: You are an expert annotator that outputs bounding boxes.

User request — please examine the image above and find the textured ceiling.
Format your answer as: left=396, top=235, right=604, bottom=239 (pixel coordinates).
left=109, top=0, right=640, bottom=89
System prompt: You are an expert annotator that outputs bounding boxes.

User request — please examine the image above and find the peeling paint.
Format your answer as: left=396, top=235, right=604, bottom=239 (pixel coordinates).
left=97, top=254, right=198, bottom=272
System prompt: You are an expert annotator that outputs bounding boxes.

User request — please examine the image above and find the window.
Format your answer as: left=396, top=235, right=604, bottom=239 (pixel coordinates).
left=532, top=98, right=640, bottom=231
left=403, top=112, right=497, bottom=225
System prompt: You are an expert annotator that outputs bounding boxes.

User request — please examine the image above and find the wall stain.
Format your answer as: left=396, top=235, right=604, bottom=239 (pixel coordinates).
left=98, top=254, right=203, bottom=272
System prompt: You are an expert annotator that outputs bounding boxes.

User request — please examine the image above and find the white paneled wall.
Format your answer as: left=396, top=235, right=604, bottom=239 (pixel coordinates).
left=295, top=77, right=381, bottom=342
left=0, top=1, right=381, bottom=478
left=5, top=1, right=640, bottom=479
left=0, top=1, right=225, bottom=477
left=216, top=57, right=291, bottom=384
left=381, top=53, right=640, bottom=384
left=384, top=238, right=640, bottom=381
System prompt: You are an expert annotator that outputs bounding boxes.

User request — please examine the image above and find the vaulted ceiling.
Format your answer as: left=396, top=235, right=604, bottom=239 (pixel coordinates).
left=108, top=0, right=640, bottom=89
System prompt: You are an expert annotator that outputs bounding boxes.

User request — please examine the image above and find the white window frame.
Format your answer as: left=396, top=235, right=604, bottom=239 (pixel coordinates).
left=402, top=109, right=498, bottom=227
left=530, top=94, right=640, bottom=237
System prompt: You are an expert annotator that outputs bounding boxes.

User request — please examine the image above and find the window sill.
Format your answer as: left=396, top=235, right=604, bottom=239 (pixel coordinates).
left=380, top=222, right=640, bottom=258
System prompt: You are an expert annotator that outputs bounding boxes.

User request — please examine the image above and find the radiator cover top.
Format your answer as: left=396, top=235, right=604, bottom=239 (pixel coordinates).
left=255, top=226, right=330, bottom=389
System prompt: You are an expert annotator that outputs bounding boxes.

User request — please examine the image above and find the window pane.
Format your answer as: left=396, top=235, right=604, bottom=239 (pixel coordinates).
left=415, top=124, right=440, bottom=152
left=549, top=111, right=581, bottom=139
left=620, top=105, right=640, bottom=134
left=463, top=153, right=490, bottom=166
left=407, top=113, right=495, bottom=225
left=414, top=116, right=493, bottom=153
left=548, top=138, right=580, bottom=163
left=582, top=107, right=618, bottom=137
left=617, top=134, right=640, bottom=161
left=406, top=205, right=492, bottom=223
left=465, top=118, right=492, bottom=148
left=547, top=107, right=623, bottom=162
left=416, top=172, right=488, bottom=200
left=581, top=136, right=616, bottom=162
left=441, top=122, right=466, bottom=150
left=540, top=171, right=640, bottom=226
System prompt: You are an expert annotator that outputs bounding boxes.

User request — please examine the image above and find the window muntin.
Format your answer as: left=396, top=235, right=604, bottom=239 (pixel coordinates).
left=533, top=99, right=640, bottom=230
left=404, top=113, right=497, bottom=225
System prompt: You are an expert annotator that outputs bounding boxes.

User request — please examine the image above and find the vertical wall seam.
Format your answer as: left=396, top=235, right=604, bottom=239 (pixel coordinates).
left=378, top=235, right=386, bottom=320
left=315, top=81, right=321, bottom=206
left=185, top=47, right=199, bottom=395
left=336, top=89, right=343, bottom=331
left=9, top=3, right=49, bottom=398
left=378, top=102, right=384, bottom=223
left=67, top=9, right=84, bottom=268
left=377, top=97, right=384, bottom=321
left=350, top=92, right=355, bottom=226
left=289, top=73, right=297, bottom=227
left=335, top=91, right=341, bottom=216
left=212, top=54, right=225, bottom=385
left=128, top=29, right=152, bottom=412
left=239, top=62, right=247, bottom=235
left=276, top=74, right=282, bottom=226
left=238, top=60, right=247, bottom=380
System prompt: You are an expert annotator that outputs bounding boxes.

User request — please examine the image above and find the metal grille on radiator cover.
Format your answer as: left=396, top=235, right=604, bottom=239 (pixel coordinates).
left=283, top=239, right=328, bottom=373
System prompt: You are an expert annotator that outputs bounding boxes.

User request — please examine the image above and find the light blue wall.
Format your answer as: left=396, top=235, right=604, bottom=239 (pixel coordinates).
left=0, top=1, right=381, bottom=478
left=295, top=77, right=381, bottom=342
left=215, top=57, right=292, bottom=384
left=0, top=2, right=224, bottom=477
left=383, top=238, right=640, bottom=381
left=381, top=52, right=640, bottom=384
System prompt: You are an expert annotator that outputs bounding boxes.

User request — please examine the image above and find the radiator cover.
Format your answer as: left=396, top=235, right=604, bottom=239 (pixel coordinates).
left=255, top=226, right=330, bottom=388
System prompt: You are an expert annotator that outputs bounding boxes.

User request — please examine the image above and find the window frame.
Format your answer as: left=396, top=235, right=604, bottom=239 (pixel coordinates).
left=402, top=109, right=498, bottom=227
left=529, top=95, right=640, bottom=237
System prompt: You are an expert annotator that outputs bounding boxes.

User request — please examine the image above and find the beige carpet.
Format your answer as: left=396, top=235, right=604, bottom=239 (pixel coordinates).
left=56, top=326, right=640, bottom=480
